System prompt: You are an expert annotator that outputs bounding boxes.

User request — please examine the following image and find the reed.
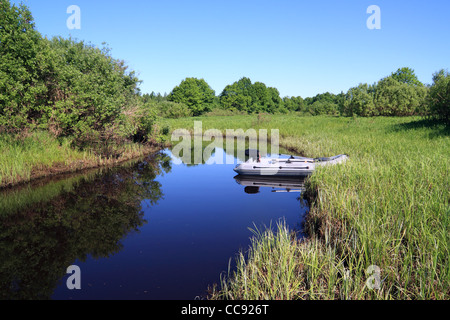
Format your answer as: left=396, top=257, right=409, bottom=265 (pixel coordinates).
left=0, top=131, right=84, bottom=188
left=165, top=115, right=449, bottom=300
left=0, top=131, right=156, bottom=188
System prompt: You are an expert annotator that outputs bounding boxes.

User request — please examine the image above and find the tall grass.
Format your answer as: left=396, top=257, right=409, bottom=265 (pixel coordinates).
left=210, top=220, right=357, bottom=300
left=0, top=131, right=86, bottom=187
left=0, top=131, right=154, bottom=188
left=164, top=115, right=449, bottom=300
left=211, top=221, right=305, bottom=300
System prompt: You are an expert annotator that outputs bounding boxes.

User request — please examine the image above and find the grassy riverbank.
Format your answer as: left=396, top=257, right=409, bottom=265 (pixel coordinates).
left=163, top=115, right=449, bottom=300
left=0, top=131, right=158, bottom=189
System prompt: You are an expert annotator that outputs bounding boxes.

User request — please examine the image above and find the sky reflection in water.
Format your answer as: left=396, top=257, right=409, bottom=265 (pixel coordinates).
left=0, top=148, right=309, bottom=300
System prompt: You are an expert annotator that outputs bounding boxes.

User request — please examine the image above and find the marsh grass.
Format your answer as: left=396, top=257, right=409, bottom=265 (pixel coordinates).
left=165, top=115, right=449, bottom=300
left=211, top=221, right=305, bottom=300
left=0, top=131, right=83, bottom=187
left=0, top=131, right=155, bottom=188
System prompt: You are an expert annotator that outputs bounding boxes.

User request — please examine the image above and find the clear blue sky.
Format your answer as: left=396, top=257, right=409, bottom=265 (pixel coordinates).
left=13, top=0, right=450, bottom=98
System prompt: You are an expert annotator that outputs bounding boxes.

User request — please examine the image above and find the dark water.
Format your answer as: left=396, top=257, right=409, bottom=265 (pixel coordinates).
left=0, top=148, right=309, bottom=300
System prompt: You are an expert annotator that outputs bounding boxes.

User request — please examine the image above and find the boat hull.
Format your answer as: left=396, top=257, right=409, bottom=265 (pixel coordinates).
left=233, top=155, right=348, bottom=177
left=233, top=166, right=314, bottom=177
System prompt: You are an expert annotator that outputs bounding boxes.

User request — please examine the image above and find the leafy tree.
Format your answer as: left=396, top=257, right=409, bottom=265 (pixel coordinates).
left=142, top=92, right=168, bottom=103
left=248, top=81, right=271, bottom=113
left=39, top=37, right=142, bottom=138
left=374, top=77, right=427, bottom=116
left=265, top=86, right=284, bottom=113
left=0, top=0, right=46, bottom=131
left=343, top=84, right=377, bottom=117
left=307, top=100, right=339, bottom=116
left=283, top=96, right=304, bottom=112
left=168, top=78, right=215, bottom=116
left=390, top=67, right=424, bottom=87
left=302, top=92, right=344, bottom=116
left=219, top=77, right=284, bottom=114
left=335, top=91, right=346, bottom=115
left=343, top=68, right=428, bottom=117
left=145, top=100, right=192, bottom=119
left=0, top=0, right=150, bottom=151
left=220, top=77, right=252, bottom=112
left=427, top=69, right=450, bottom=124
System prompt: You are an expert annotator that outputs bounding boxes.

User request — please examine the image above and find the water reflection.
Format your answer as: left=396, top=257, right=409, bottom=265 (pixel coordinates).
left=0, top=147, right=309, bottom=300
left=234, top=175, right=306, bottom=194
left=0, top=152, right=170, bottom=300
left=233, top=174, right=309, bottom=239
left=170, top=137, right=289, bottom=166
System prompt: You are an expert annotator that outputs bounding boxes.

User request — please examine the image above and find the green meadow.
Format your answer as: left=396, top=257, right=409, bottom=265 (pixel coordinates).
left=163, top=115, right=449, bottom=300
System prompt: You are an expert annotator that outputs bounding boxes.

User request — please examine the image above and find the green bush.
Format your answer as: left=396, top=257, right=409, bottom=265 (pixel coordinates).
left=374, top=77, right=427, bottom=116
left=343, top=84, right=377, bottom=117
left=167, top=77, right=215, bottom=116
left=0, top=0, right=155, bottom=156
left=0, top=0, right=47, bottom=132
left=148, top=100, right=192, bottom=119
left=283, top=96, right=304, bottom=112
left=307, top=101, right=340, bottom=116
left=40, top=37, right=141, bottom=138
left=219, top=77, right=284, bottom=114
left=427, top=69, right=450, bottom=124
left=343, top=69, right=428, bottom=117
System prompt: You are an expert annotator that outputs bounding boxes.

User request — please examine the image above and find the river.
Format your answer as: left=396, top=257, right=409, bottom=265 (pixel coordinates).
left=0, top=147, right=309, bottom=300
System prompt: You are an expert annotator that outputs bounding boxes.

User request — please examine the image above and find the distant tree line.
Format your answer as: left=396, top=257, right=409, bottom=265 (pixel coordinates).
left=2, top=0, right=448, bottom=134
left=149, top=67, right=449, bottom=124
left=343, top=68, right=428, bottom=117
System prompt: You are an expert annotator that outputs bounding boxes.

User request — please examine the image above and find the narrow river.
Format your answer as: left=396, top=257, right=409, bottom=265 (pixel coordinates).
left=0, top=147, right=309, bottom=300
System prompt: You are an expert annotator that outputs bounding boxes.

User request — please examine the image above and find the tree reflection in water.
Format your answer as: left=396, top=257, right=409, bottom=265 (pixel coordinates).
left=0, top=151, right=171, bottom=300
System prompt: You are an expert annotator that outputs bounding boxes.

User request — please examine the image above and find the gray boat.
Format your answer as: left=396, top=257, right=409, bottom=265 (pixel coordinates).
left=233, top=154, right=348, bottom=177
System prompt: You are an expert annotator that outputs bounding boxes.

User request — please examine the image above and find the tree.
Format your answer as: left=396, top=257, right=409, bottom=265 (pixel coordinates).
left=343, top=84, right=377, bottom=117
left=266, top=87, right=284, bottom=113
left=343, top=68, right=428, bottom=117
left=307, top=100, right=339, bottom=116
left=219, top=77, right=284, bottom=114
left=374, top=77, right=427, bottom=116
left=144, top=100, right=192, bottom=119
left=248, top=81, right=270, bottom=113
left=0, top=0, right=46, bottom=131
left=219, top=77, right=252, bottom=112
left=283, top=96, right=304, bottom=112
left=0, top=0, right=155, bottom=155
left=390, top=67, right=424, bottom=87
left=301, top=92, right=344, bottom=116
left=39, top=37, right=142, bottom=140
left=427, top=69, right=450, bottom=124
left=168, top=78, right=215, bottom=116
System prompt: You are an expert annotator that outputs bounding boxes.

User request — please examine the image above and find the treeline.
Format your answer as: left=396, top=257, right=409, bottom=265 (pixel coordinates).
left=345, top=68, right=448, bottom=122
left=2, top=0, right=448, bottom=147
left=147, top=69, right=449, bottom=124
left=0, top=1, right=156, bottom=156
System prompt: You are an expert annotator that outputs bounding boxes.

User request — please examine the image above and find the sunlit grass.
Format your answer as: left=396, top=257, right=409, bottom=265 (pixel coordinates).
left=0, top=131, right=154, bottom=188
left=210, top=221, right=305, bottom=300
left=0, top=131, right=86, bottom=187
left=164, top=115, right=450, bottom=300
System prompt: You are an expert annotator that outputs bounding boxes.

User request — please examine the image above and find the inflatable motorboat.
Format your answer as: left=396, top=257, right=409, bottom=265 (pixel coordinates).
left=234, top=154, right=348, bottom=177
